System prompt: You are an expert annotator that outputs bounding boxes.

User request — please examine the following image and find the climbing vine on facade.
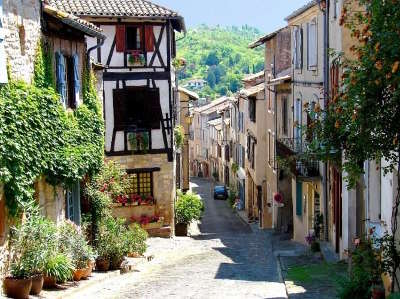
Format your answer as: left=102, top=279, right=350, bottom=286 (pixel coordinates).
left=0, top=41, right=104, bottom=216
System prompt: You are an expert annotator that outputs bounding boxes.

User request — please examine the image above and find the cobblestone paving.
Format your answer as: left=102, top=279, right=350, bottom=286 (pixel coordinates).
left=67, top=178, right=287, bottom=299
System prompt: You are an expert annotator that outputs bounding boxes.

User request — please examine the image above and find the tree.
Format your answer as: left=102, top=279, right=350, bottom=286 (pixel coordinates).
left=205, top=51, right=219, bottom=66
left=206, top=71, right=216, bottom=88
left=307, top=0, right=400, bottom=291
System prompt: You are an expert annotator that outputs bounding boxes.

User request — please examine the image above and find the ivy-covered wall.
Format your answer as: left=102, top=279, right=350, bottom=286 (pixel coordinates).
left=0, top=41, right=104, bottom=216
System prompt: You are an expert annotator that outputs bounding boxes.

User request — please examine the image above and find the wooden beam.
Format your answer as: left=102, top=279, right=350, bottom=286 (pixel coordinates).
left=103, top=71, right=170, bottom=81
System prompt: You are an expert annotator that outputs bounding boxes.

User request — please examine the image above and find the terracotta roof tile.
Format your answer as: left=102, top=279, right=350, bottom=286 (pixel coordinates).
left=47, top=0, right=179, bottom=18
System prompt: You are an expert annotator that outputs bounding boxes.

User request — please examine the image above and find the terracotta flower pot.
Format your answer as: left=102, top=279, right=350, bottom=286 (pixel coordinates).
left=43, top=275, right=57, bottom=289
left=175, top=223, right=188, bottom=236
left=30, top=274, right=44, bottom=295
left=96, top=258, right=110, bottom=272
left=73, top=268, right=86, bottom=281
left=3, top=277, right=32, bottom=299
left=81, top=266, right=92, bottom=280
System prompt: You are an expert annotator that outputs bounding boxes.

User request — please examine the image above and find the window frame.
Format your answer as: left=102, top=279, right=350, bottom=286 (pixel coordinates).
left=126, top=169, right=154, bottom=198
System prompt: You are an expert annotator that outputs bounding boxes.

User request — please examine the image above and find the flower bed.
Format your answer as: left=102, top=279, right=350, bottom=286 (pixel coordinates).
left=130, top=215, right=164, bottom=230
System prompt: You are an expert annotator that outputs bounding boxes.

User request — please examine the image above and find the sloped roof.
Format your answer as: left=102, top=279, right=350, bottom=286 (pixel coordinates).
left=285, top=1, right=317, bottom=21
left=242, top=71, right=264, bottom=82
left=46, top=0, right=185, bottom=31
left=249, top=26, right=288, bottom=49
left=178, top=86, right=199, bottom=101
left=43, top=4, right=104, bottom=38
left=239, top=83, right=265, bottom=98
left=208, top=118, right=222, bottom=127
left=194, top=97, right=232, bottom=114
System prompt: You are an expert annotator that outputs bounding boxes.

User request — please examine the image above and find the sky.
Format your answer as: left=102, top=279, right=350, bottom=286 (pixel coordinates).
left=153, top=0, right=309, bottom=33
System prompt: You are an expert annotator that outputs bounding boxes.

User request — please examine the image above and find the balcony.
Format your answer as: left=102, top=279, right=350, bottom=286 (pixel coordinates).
left=277, top=138, right=320, bottom=178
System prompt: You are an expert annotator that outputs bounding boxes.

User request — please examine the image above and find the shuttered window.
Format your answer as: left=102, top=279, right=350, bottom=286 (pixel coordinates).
left=296, top=181, right=302, bottom=216
left=66, top=182, right=81, bottom=225
left=113, top=87, right=162, bottom=130
left=293, top=27, right=303, bottom=70
left=308, top=19, right=318, bottom=69
left=0, top=0, right=7, bottom=84
left=56, top=52, right=67, bottom=107
left=116, top=25, right=154, bottom=52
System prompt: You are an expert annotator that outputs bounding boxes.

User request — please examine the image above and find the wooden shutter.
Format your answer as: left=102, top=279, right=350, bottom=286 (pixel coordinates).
left=308, top=21, right=317, bottom=68
left=116, top=25, right=126, bottom=52
left=145, top=25, right=155, bottom=52
left=296, top=181, right=303, bottom=216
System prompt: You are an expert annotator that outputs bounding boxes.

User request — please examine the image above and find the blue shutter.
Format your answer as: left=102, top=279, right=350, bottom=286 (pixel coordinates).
left=296, top=181, right=303, bottom=216
left=55, top=52, right=66, bottom=107
left=0, top=0, right=7, bottom=84
left=72, top=53, right=80, bottom=107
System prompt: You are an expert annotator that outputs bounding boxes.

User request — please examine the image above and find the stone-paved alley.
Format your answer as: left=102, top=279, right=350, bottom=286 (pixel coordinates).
left=67, top=178, right=287, bottom=299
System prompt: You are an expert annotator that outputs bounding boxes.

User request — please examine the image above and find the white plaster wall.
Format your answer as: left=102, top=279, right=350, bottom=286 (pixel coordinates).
left=381, top=159, right=395, bottom=232
left=87, top=24, right=167, bottom=68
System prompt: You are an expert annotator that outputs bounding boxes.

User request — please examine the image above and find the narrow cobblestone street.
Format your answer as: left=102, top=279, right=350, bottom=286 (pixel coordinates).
left=68, top=178, right=287, bottom=299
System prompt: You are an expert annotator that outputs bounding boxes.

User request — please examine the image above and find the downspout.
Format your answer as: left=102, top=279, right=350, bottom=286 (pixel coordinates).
left=86, top=36, right=105, bottom=69
left=319, top=0, right=330, bottom=241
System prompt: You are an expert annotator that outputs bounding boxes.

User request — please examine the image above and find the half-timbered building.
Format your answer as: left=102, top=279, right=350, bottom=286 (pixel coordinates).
left=48, top=0, right=185, bottom=236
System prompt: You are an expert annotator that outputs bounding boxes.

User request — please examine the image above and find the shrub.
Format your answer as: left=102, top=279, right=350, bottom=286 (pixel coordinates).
left=227, top=186, right=237, bottom=208
left=174, top=125, right=185, bottom=149
left=44, top=253, right=74, bottom=283
left=58, top=221, right=96, bottom=269
left=310, top=241, right=321, bottom=253
left=8, top=210, right=58, bottom=278
left=125, top=223, right=148, bottom=256
left=175, top=191, right=204, bottom=224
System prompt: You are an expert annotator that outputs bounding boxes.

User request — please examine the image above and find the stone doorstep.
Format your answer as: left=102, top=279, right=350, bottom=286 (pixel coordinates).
left=146, top=226, right=172, bottom=238
left=39, top=257, right=147, bottom=299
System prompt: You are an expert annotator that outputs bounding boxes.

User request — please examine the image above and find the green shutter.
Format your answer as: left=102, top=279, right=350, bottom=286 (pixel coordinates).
left=296, top=181, right=302, bottom=216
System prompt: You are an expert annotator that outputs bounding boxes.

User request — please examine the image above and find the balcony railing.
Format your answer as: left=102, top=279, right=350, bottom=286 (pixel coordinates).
left=277, top=138, right=320, bottom=178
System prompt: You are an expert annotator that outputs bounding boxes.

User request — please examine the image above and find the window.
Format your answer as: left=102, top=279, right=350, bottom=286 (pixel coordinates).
left=56, top=53, right=80, bottom=109
left=296, top=181, right=303, bottom=216
left=333, top=0, right=339, bottom=19
left=307, top=19, right=318, bottom=69
left=282, top=96, right=288, bottom=135
left=247, top=135, right=256, bottom=169
left=126, top=26, right=143, bottom=51
left=293, top=27, right=303, bottom=70
left=127, top=170, right=153, bottom=197
left=116, top=25, right=154, bottom=53
left=249, top=99, right=256, bottom=122
left=113, top=87, right=161, bottom=130
left=294, top=98, right=302, bottom=142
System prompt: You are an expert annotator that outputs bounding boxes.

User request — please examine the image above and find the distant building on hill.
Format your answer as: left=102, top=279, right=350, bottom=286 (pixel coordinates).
left=184, top=79, right=207, bottom=90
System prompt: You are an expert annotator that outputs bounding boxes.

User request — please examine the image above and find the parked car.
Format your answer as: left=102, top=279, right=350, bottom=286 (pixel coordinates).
left=214, top=186, right=228, bottom=200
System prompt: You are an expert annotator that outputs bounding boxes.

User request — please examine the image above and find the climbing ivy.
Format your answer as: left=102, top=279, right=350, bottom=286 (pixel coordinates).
left=0, top=41, right=104, bottom=216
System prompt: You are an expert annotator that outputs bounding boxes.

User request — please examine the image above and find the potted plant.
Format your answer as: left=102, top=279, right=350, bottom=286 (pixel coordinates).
left=58, top=221, right=96, bottom=281
left=124, top=223, right=148, bottom=257
left=175, top=191, right=204, bottom=236
left=4, top=211, right=58, bottom=298
left=43, top=253, right=74, bottom=288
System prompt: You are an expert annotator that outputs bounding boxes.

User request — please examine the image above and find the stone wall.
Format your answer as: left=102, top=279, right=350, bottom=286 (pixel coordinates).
left=107, top=154, right=176, bottom=235
left=35, top=178, right=66, bottom=224
left=3, top=0, right=41, bottom=83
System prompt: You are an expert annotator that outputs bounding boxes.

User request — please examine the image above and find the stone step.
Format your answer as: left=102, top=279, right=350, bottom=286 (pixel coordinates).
left=146, top=226, right=172, bottom=238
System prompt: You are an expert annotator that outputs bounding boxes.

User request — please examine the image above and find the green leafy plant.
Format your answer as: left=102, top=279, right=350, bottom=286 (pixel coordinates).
left=58, top=221, right=96, bottom=269
left=44, top=253, right=74, bottom=283
left=175, top=191, right=204, bottom=224
left=124, top=223, right=148, bottom=256
left=227, top=186, right=238, bottom=208
left=231, top=163, right=239, bottom=174
left=7, top=208, right=58, bottom=278
left=174, top=125, right=185, bottom=149
left=0, top=42, right=104, bottom=216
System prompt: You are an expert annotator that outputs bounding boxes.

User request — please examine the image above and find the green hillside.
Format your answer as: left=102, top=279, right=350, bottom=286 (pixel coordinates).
left=176, top=25, right=265, bottom=99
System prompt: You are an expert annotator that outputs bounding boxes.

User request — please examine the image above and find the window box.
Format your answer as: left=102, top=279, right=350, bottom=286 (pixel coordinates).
left=127, top=51, right=145, bottom=67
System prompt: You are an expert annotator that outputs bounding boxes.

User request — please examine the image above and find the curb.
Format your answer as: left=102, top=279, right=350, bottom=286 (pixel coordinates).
left=276, top=255, right=289, bottom=298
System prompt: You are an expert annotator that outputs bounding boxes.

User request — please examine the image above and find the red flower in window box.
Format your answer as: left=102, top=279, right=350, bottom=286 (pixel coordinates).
left=130, top=194, right=142, bottom=205
left=100, top=183, right=108, bottom=192
left=144, top=196, right=154, bottom=205
left=116, top=195, right=128, bottom=206
left=140, top=215, right=151, bottom=225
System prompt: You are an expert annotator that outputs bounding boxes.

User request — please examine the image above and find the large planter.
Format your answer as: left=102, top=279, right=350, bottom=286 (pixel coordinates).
left=3, top=277, right=32, bottom=299
left=175, top=223, right=188, bottom=236
left=43, top=275, right=56, bottom=289
left=110, top=257, right=124, bottom=270
left=96, top=258, right=110, bottom=272
left=30, top=274, right=44, bottom=295
left=82, top=266, right=92, bottom=280
left=73, top=268, right=86, bottom=281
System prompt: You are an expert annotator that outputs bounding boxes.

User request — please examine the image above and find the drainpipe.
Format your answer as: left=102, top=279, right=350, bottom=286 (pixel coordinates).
left=317, top=0, right=330, bottom=241
left=86, top=36, right=105, bottom=69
